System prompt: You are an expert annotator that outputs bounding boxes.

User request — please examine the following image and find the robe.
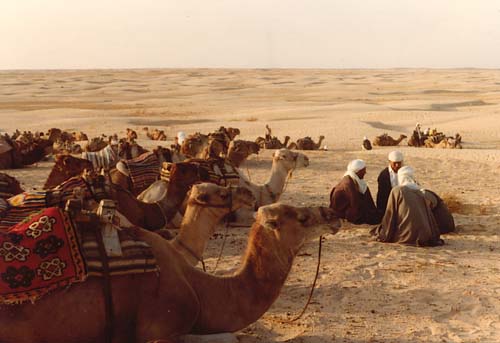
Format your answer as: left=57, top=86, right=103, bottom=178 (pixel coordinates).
left=329, top=175, right=381, bottom=225
left=371, top=186, right=444, bottom=246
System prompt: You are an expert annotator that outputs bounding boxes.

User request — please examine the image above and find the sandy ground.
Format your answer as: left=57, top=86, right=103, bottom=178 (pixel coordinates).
left=1, top=69, right=499, bottom=342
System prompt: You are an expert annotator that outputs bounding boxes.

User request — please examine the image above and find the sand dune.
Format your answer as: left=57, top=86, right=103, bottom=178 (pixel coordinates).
left=1, top=69, right=499, bottom=343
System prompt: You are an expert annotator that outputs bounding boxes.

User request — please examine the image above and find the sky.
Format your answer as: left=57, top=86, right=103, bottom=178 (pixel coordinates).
left=1, top=0, right=500, bottom=69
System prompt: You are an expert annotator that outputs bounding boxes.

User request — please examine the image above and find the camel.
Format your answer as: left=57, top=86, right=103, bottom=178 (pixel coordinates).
left=44, top=154, right=94, bottom=189
left=226, top=140, right=260, bottom=167
left=239, top=148, right=309, bottom=207
left=144, top=127, right=167, bottom=141
left=181, top=133, right=226, bottom=159
left=424, top=134, right=462, bottom=149
left=255, top=125, right=290, bottom=149
left=0, top=203, right=340, bottom=343
left=52, top=139, right=83, bottom=154
left=126, top=128, right=138, bottom=141
left=109, top=147, right=174, bottom=195
left=72, top=131, right=88, bottom=141
left=81, top=139, right=145, bottom=171
left=0, top=172, right=24, bottom=199
left=288, top=135, right=325, bottom=150
left=85, top=135, right=111, bottom=152
left=372, top=133, right=407, bottom=146
left=0, top=129, right=59, bottom=169
left=143, top=150, right=309, bottom=226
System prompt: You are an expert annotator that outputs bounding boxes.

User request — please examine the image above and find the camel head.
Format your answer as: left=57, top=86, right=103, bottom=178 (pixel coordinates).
left=153, top=146, right=173, bottom=164
left=256, top=203, right=340, bottom=251
left=181, top=133, right=209, bottom=158
left=225, top=127, right=241, bottom=141
left=43, top=154, right=93, bottom=189
left=188, top=183, right=255, bottom=211
left=273, top=148, right=309, bottom=170
left=126, top=128, right=138, bottom=141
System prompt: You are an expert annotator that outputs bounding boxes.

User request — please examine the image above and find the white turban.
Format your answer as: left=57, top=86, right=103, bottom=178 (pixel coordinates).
left=347, top=159, right=366, bottom=173
left=397, top=166, right=420, bottom=190
left=177, top=131, right=186, bottom=145
left=345, top=159, right=367, bottom=194
left=388, top=150, right=404, bottom=162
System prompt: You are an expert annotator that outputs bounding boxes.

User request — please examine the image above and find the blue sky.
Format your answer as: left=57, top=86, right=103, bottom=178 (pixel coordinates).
left=1, top=0, right=499, bottom=69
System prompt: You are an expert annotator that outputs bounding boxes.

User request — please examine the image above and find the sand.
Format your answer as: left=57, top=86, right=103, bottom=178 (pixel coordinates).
left=1, top=68, right=499, bottom=342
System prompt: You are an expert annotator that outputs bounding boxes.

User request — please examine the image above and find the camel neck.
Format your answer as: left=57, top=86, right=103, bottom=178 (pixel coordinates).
left=263, top=160, right=290, bottom=202
left=190, top=224, right=294, bottom=334
left=173, top=204, right=228, bottom=266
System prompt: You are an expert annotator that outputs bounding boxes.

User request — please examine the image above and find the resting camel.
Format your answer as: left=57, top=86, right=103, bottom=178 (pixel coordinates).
left=255, top=125, right=290, bottom=149
left=372, top=133, right=407, bottom=146
left=226, top=140, right=260, bottom=167
left=141, top=149, right=309, bottom=226
left=109, top=147, right=175, bottom=196
left=424, top=134, right=462, bottom=149
left=126, top=128, right=138, bottom=141
left=288, top=135, right=325, bottom=150
left=84, top=135, right=112, bottom=152
left=144, top=127, right=167, bottom=141
left=0, top=172, right=24, bottom=199
left=44, top=154, right=94, bottom=189
left=0, top=203, right=340, bottom=343
left=0, top=129, right=61, bottom=169
left=72, top=131, right=88, bottom=141
left=181, top=133, right=226, bottom=159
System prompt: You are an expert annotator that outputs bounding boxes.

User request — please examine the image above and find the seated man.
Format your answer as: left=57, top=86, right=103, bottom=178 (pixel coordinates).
left=329, top=159, right=381, bottom=225
left=376, top=150, right=404, bottom=214
left=371, top=166, right=446, bottom=246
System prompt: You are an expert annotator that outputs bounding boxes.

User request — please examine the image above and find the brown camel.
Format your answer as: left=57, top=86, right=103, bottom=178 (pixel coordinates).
left=0, top=203, right=340, bottom=343
left=126, top=128, right=138, bottom=141
left=288, top=135, right=325, bottom=150
left=84, top=136, right=110, bottom=152
left=44, top=154, right=94, bottom=189
left=255, top=125, right=290, bottom=149
left=144, top=127, right=167, bottom=141
left=373, top=133, right=407, bottom=146
left=0, top=130, right=59, bottom=169
left=226, top=140, right=260, bottom=167
left=0, top=172, right=24, bottom=199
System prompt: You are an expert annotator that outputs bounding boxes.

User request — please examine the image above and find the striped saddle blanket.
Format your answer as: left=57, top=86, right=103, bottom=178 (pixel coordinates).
left=0, top=177, right=95, bottom=231
left=123, top=152, right=160, bottom=195
left=161, top=159, right=240, bottom=186
left=0, top=207, right=87, bottom=304
left=82, top=144, right=118, bottom=170
left=78, top=228, right=157, bottom=277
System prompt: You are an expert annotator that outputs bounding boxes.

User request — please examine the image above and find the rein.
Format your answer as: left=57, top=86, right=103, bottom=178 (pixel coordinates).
left=176, top=237, right=207, bottom=272
left=282, top=235, right=323, bottom=323
left=211, top=190, right=232, bottom=272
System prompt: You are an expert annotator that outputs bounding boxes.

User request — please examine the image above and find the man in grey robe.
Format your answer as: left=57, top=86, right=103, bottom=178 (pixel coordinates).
left=371, top=166, right=444, bottom=246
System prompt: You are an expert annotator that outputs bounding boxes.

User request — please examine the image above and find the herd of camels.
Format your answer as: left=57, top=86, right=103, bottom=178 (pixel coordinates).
left=0, top=125, right=337, bottom=343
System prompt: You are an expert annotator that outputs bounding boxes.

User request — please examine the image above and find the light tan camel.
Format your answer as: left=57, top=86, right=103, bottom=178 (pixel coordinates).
left=170, top=183, right=255, bottom=265
left=0, top=203, right=339, bottom=343
left=424, top=134, right=462, bottom=149
left=239, top=148, right=309, bottom=206
left=372, top=133, right=407, bottom=146
left=288, top=135, right=325, bottom=150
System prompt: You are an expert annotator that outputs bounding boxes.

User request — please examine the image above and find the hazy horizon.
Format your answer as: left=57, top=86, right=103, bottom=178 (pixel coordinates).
left=2, top=0, right=500, bottom=70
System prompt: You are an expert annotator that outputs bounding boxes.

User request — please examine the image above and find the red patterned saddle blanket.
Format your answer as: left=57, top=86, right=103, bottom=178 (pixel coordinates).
left=0, top=207, right=86, bottom=304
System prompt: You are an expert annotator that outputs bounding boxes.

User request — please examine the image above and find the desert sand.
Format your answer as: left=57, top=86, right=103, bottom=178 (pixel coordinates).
left=0, top=68, right=499, bottom=343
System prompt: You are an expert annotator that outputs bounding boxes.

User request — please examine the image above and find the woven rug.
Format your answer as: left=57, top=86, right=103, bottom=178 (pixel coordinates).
left=82, top=144, right=118, bottom=170
left=123, top=151, right=160, bottom=195
left=0, top=207, right=86, bottom=304
left=79, top=228, right=157, bottom=277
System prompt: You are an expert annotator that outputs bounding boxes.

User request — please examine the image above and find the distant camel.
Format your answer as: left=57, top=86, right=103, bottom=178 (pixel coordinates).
left=373, top=133, right=407, bottom=146
left=255, top=125, right=290, bottom=149
left=288, top=135, right=325, bottom=150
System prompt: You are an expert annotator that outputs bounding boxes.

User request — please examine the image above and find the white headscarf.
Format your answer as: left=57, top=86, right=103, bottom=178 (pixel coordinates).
left=177, top=131, right=186, bottom=145
left=344, top=159, right=368, bottom=194
left=388, top=150, right=404, bottom=162
left=397, top=166, right=421, bottom=190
